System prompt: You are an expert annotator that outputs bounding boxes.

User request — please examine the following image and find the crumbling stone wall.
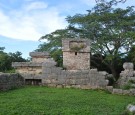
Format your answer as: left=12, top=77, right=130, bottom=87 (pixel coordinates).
left=105, top=62, right=135, bottom=96
left=0, top=73, right=24, bottom=91
left=42, top=58, right=109, bottom=89
left=117, top=62, right=135, bottom=88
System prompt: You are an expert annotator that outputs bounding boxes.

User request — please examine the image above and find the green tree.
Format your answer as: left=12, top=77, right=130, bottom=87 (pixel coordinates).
left=38, top=0, right=135, bottom=80
left=0, top=47, right=27, bottom=72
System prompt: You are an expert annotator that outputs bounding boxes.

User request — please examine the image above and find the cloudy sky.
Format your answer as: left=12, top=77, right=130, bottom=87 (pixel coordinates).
left=0, top=0, right=134, bottom=58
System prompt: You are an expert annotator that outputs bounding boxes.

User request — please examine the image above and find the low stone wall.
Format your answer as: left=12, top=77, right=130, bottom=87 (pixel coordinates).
left=41, top=59, right=109, bottom=89
left=106, top=86, right=135, bottom=96
left=0, top=73, right=24, bottom=91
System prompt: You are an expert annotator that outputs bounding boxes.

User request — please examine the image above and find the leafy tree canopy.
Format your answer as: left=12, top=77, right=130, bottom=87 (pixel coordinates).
left=37, top=0, right=135, bottom=80
left=0, top=48, right=27, bottom=72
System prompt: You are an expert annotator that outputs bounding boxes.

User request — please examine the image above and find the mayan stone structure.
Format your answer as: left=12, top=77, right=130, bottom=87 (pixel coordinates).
left=12, top=52, right=50, bottom=85
left=12, top=39, right=109, bottom=89
left=12, top=52, right=50, bottom=75
left=62, top=39, right=90, bottom=70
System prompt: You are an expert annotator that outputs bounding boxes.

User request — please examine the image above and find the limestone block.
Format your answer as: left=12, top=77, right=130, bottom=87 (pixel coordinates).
left=74, top=79, right=82, bottom=85
left=130, top=89, right=135, bottom=95
left=112, top=89, right=123, bottom=94
left=48, top=84, right=56, bottom=87
left=97, top=75, right=106, bottom=80
left=99, top=71, right=108, bottom=76
left=43, top=68, right=52, bottom=74
left=90, top=69, right=98, bottom=74
left=80, top=85, right=91, bottom=89
left=12, top=62, right=21, bottom=67
left=122, top=90, right=130, bottom=95
left=43, top=79, right=51, bottom=84
left=65, top=85, right=71, bottom=88
left=29, top=52, right=50, bottom=58
left=80, top=79, right=88, bottom=85
left=106, top=86, right=113, bottom=92
left=33, top=75, right=42, bottom=79
left=72, top=85, right=81, bottom=88
left=51, top=67, right=61, bottom=75
left=56, top=85, right=63, bottom=88
left=123, top=62, right=134, bottom=70
left=97, top=79, right=109, bottom=87
left=29, top=63, right=42, bottom=67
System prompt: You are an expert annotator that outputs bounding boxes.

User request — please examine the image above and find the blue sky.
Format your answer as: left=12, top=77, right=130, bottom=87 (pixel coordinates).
left=0, top=0, right=134, bottom=59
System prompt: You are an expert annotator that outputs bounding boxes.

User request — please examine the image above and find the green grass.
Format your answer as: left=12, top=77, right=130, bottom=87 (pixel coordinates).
left=0, top=86, right=135, bottom=115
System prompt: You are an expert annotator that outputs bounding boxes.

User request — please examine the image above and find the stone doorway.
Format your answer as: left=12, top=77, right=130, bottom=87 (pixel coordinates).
left=25, top=79, right=42, bottom=85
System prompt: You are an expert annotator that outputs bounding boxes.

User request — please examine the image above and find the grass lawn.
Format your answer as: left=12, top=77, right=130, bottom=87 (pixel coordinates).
left=0, top=86, right=135, bottom=115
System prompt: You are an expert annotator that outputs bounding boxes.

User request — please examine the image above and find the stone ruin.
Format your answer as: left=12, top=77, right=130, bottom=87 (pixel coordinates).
left=10, top=39, right=135, bottom=94
left=106, top=62, right=135, bottom=95
left=12, top=52, right=50, bottom=85
left=12, top=39, right=109, bottom=89
left=117, top=62, right=135, bottom=88
left=62, top=39, right=90, bottom=70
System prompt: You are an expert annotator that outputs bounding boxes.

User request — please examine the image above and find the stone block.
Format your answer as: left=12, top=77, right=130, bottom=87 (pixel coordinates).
left=80, top=85, right=91, bottom=89
left=130, top=89, right=135, bottom=95
left=43, top=68, right=52, bottom=74
left=122, top=90, right=130, bottom=95
left=65, top=85, right=71, bottom=88
left=57, top=78, right=66, bottom=85
left=74, top=79, right=81, bottom=85
left=71, top=85, right=81, bottom=88
left=29, top=52, right=50, bottom=57
left=47, top=84, right=56, bottom=87
left=112, top=89, right=123, bottom=94
left=90, top=69, right=98, bottom=74
left=123, top=62, right=134, bottom=70
left=99, top=71, right=108, bottom=76
left=43, top=79, right=52, bottom=84
left=29, top=63, right=42, bottom=67
left=106, top=86, right=113, bottom=92
left=80, top=79, right=88, bottom=85
left=56, top=85, right=63, bottom=88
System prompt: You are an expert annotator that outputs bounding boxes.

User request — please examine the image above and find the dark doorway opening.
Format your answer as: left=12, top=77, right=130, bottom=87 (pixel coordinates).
left=25, top=79, right=42, bottom=85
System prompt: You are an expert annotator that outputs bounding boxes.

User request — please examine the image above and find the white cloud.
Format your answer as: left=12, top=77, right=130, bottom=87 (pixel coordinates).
left=0, top=1, right=67, bottom=41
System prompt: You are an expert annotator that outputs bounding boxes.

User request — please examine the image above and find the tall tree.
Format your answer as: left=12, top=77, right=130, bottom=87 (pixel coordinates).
left=38, top=0, right=135, bottom=80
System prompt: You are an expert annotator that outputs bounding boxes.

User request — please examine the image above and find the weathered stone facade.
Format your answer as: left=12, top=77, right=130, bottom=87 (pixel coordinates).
left=42, top=58, right=109, bottom=89
left=62, top=39, right=90, bottom=70
left=0, top=73, right=24, bottom=91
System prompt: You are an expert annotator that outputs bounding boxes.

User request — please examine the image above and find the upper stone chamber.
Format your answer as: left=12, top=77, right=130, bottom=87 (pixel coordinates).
left=62, top=39, right=90, bottom=70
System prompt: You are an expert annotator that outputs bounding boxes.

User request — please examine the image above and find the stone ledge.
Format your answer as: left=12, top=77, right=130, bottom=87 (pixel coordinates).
left=29, top=52, right=50, bottom=58
left=12, top=62, right=42, bottom=67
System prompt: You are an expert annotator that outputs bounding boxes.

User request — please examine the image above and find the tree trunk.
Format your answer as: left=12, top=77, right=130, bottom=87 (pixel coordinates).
left=109, top=65, right=119, bottom=81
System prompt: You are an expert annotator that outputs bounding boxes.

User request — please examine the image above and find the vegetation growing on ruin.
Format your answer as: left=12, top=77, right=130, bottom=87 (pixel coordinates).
left=0, top=86, right=135, bottom=115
